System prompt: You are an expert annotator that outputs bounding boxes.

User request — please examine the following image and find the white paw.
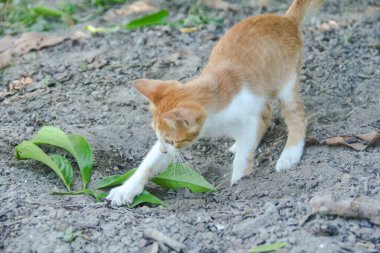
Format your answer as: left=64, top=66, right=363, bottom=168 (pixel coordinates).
left=229, top=143, right=236, bottom=153
left=230, top=173, right=243, bottom=186
left=106, top=181, right=143, bottom=206
left=275, top=141, right=304, bottom=172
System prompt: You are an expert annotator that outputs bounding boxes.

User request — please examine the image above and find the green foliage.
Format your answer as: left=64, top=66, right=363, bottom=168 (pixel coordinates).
left=90, top=0, right=128, bottom=7
left=15, top=126, right=215, bottom=208
left=152, top=164, right=216, bottom=193
left=125, top=10, right=169, bottom=30
left=32, top=126, right=93, bottom=188
left=249, top=242, right=288, bottom=253
left=15, top=141, right=73, bottom=190
left=0, top=0, right=126, bottom=35
left=32, top=6, right=63, bottom=18
left=96, top=168, right=136, bottom=189
left=129, top=190, right=165, bottom=208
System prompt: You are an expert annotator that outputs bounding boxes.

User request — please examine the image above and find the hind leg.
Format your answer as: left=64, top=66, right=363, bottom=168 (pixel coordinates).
left=276, top=74, right=307, bottom=171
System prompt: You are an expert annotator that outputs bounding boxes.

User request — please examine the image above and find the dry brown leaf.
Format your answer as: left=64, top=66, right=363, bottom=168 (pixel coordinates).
left=200, top=0, right=240, bottom=11
left=0, top=32, right=67, bottom=69
left=8, top=77, right=33, bottom=91
left=103, top=1, right=156, bottom=21
left=306, top=131, right=380, bottom=151
left=1, top=77, right=33, bottom=100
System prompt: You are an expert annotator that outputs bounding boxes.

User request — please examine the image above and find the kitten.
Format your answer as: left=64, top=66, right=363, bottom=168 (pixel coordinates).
left=107, top=0, right=323, bottom=205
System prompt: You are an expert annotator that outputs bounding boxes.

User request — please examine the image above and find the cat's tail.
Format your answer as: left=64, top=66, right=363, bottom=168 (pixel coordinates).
left=285, top=0, right=323, bottom=25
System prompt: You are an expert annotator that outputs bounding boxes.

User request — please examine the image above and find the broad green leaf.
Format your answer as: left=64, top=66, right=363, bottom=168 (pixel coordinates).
left=129, top=190, right=165, bottom=207
left=249, top=242, right=288, bottom=253
left=15, top=141, right=70, bottom=190
left=32, top=126, right=93, bottom=188
left=67, top=134, right=93, bottom=188
left=152, top=163, right=216, bottom=193
left=33, top=6, right=63, bottom=18
left=125, top=10, right=169, bottom=30
left=50, top=155, right=73, bottom=189
left=96, top=168, right=136, bottom=189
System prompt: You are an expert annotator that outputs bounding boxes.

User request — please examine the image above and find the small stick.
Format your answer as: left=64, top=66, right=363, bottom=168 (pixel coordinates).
left=144, top=229, right=186, bottom=252
left=310, top=194, right=380, bottom=225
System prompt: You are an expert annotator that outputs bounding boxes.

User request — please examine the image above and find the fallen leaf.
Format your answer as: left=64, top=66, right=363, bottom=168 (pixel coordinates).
left=179, top=27, right=202, bottom=33
left=103, top=1, right=156, bottom=21
left=8, top=77, right=33, bottom=91
left=306, top=131, right=380, bottom=151
left=0, top=32, right=67, bottom=69
left=85, top=25, right=120, bottom=34
left=200, top=0, right=240, bottom=11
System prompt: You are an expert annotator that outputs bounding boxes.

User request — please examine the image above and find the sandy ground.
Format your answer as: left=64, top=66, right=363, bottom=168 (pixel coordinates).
left=1, top=0, right=380, bottom=252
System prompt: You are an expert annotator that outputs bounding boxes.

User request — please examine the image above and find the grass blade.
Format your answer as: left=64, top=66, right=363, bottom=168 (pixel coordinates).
left=96, top=168, right=136, bottom=189
left=249, top=242, right=288, bottom=253
left=15, top=141, right=70, bottom=190
left=125, top=10, right=169, bottom=30
left=152, top=163, right=216, bottom=193
left=129, top=190, right=165, bottom=207
left=32, top=126, right=93, bottom=188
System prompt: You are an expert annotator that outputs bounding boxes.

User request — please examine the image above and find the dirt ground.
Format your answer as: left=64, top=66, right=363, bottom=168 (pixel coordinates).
left=1, top=0, right=380, bottom=252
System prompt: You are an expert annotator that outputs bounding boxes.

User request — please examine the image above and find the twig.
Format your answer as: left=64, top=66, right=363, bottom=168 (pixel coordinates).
left=310, top=194, right=380, bottom=225
left=144, top=229, right=186, bottom=252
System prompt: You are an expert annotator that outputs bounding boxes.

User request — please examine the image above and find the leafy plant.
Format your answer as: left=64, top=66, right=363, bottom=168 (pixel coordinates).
left=249, top=242, right=288, bottom=253
left=15, top=126, right=215, bottom=207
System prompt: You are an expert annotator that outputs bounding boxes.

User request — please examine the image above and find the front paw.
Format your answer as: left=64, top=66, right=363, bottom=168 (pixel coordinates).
left=275, top=142, right=304, bottom=172
left=106, top=183, right=143, bottom=206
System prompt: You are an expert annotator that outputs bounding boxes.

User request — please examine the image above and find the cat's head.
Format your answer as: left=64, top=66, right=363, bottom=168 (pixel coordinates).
left=132, top=79, right=207, bottom=153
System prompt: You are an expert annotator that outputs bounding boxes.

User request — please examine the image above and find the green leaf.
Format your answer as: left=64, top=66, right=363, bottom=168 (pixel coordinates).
left=129, top=190, right=165, bottom=207
left=67, top=134, right=93, bottom=188
left=152, top=163, right=216, bottom=193
left=249, top=242, right=288, bottom=253
left=33, top=6, right=63, bottom=18
left=81, top=189, right=108, bottom=202
left=15, top=141, right=70, bottom=190
left=125, top=10, right=169, bottom=30
left=96, top=168, right=136, bottom=189
left=32, top=126, right=93, bottom=188
left=50, top=155, right=73, bottom=189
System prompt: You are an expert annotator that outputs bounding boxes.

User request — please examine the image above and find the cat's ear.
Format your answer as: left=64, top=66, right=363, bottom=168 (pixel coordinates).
left=132, top=79, right=179, bottom=105
left=162, top=103, right=206, bottom=129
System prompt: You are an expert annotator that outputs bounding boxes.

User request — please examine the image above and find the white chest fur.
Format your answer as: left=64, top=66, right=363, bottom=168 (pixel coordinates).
left=201, top=87, right=265, bottom=139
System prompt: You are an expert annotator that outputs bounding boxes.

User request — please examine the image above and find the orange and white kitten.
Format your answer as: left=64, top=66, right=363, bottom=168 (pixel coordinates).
left=107, top=0, right=322, bottom=205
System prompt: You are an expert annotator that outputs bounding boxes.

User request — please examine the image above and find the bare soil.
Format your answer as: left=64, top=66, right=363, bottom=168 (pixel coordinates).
left=1, top=1, right=380, bottom=252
